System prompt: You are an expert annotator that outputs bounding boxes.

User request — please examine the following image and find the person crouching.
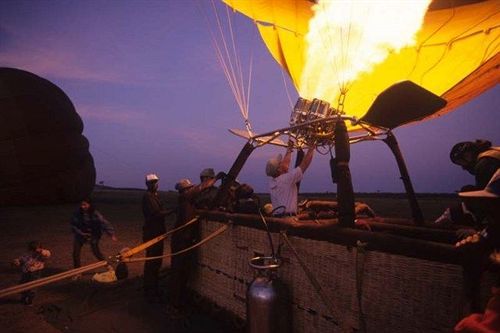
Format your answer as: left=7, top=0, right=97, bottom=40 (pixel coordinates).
left=12, top=240, right=51, bottom=305
left=70, top=198, right=117, bottom=275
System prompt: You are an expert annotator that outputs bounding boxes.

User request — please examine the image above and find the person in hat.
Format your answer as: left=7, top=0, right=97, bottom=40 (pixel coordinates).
left=454, top=169, right=500, bottom=331
left=142, top=173, right=173, bottom=301
left=450, top=139, right=500, bottom=190
left=71, top=197, right=117, bottom=274
left=168, top=174, right=223, bottom=313
left=194, top=168, right=219, bottom=209
left=435, top=140, right=499, bottom=227
left=266, top=142, right=315, bottom=217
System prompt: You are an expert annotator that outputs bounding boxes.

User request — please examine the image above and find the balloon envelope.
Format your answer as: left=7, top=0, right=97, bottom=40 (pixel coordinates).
left=223, top=0, right=499, bottom=128
left=0, top=67, right=96, bottom=206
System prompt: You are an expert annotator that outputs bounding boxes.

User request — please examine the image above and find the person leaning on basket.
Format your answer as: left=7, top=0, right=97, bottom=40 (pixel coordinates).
left=168, top=173, right=223, bottom=316
left=435, top=140, right=499, bottom=227
left=454, top=169, right=500, bottom=332
left=266, top=140, right=314, bottom=217
left=193, top=168, right=219, bottom=209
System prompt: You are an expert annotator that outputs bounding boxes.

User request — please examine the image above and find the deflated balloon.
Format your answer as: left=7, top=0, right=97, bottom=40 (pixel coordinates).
left=0, top=67, right=96, bottom=205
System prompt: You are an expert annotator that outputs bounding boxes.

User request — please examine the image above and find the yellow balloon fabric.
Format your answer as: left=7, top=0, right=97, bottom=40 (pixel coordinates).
left=223, top=0, right=499, bottom=126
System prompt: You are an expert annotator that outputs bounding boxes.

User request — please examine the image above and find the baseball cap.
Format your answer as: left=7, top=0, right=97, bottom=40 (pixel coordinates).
left=145, top=174, right=159, bottom=182
left=266, top=154, right=282, bottom=177
left=459, top=169, right=500, bottom=198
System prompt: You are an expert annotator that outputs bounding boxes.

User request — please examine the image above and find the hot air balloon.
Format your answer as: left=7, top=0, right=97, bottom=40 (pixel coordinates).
left=194, top=4, right=500, bottom=332
left=0, top=67, right=96, bottom=206
left=210, top=0, right=499, bottom=224
left=221, top=0, right=498, bottom=125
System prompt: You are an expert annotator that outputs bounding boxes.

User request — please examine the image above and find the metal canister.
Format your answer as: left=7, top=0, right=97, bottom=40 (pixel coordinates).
left=246, top=256, right=291, bottom=333
left=290, top=97, right=311, bottom=126
left=308, top=98, right=330, bottom=120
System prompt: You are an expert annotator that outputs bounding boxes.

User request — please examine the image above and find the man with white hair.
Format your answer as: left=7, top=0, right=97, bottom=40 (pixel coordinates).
left=266, top=143, right=315, bottom=217
left=142, top=173, right=171, bottom=302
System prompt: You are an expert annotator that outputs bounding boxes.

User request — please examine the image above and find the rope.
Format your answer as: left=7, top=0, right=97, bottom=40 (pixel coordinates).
left=0, top=217, right=201, bottom=299
left=118, top=216, right=199, bottom=259
left=122, top=222, right=232, bottom=263
left=205, top=0, right=252, bottom=124
left=355, top=240, right=368, bottom=333
left=280, top=67, right=294, bottom=110
left=280, top=231, right=337, bottom=319
left=258, top=210, right=276, bottom=258
left=0, top=261, right=109, bottom=299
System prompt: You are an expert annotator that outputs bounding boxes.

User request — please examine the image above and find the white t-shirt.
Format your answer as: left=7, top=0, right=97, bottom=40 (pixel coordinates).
left=268, top=167, right=303, bottom=215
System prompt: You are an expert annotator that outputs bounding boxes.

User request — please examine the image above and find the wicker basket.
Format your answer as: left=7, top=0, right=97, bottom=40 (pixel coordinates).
left=190, top=219, right=495, bottom=333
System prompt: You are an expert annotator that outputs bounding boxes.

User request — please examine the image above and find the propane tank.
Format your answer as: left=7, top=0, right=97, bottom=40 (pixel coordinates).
left=246, top=256, right=291, bottom=333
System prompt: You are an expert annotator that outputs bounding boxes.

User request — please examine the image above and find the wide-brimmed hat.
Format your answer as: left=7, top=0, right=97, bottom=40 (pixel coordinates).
left=266, top=154, right=282, bottom=177
left=175, top=178, right=194, bottom=191
left=459, top=169, right=500, bottom=198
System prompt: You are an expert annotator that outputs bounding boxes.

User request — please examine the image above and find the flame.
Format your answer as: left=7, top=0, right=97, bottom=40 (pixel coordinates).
left=299, top=0, right=431, bottom=110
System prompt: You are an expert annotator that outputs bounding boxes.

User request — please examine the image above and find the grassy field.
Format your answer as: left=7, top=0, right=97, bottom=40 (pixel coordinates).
left=0, top=190, right=461, bottom=332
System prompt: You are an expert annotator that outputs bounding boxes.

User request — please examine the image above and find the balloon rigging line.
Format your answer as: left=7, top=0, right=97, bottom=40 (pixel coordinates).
left=203, top=0, right=244, bottom=119
left=280, top=67, right=295, bottom=110
left=211, top=1, right=246, bottom=119
left=208, top=0, right=253, bottom=127
left=225, top=5, right=248, bottom=119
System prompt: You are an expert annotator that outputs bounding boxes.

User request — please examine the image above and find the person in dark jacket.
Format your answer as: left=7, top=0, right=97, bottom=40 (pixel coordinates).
left=71, top=197, right=116, bottom=272
left=194, top=168, right=219, bottom=209
left=450, top=139, right=500, bottom=190
left=454, top=169, right=500, bottom=323
left=435, top=140, right=500, bottom=227
left=169, top=174, right=221, bottom=312
left=142, top=173, right=172, bottom=301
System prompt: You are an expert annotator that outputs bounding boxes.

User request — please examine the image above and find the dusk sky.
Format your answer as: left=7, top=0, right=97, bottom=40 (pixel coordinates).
left=1, top=0, right=498, bottom=194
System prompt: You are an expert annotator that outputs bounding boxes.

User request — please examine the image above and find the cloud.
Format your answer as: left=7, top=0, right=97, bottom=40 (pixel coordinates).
left=0, top=24, right=132, bottom=84
left=77, top=104, right=147, bottom=124
left=0, top=45, right=127, bottom=84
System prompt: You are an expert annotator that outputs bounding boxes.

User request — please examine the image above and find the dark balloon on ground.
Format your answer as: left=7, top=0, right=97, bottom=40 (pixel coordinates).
left=0, top=67, right=95, bottom=206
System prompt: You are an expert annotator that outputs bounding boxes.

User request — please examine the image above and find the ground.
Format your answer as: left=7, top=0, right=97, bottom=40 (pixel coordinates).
left=0, top=190, right=459, bottom=332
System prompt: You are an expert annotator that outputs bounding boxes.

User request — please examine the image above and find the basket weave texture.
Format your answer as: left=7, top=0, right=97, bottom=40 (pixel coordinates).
left=190, top=220, right=494, bottom=333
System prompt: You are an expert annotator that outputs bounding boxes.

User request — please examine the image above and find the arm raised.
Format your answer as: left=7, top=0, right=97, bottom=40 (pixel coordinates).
left=298, top=146, right=315, bottom=173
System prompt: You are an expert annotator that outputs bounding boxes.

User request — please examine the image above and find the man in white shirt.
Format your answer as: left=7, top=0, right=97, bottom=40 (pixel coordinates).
left=266, top=144, right=314, bottom=217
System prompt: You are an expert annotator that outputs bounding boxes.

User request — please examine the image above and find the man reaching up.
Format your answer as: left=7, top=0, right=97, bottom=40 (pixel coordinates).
left=266, top=143, right=315, bottom=217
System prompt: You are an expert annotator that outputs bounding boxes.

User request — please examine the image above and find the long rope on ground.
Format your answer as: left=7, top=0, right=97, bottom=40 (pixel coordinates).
left=280, top=231, right=337, bottom=321
left=122, top=222, right=232, bottom=263
left=0, top=260, right=109, bottom=299
left=0, top=216, right=201, bottom=299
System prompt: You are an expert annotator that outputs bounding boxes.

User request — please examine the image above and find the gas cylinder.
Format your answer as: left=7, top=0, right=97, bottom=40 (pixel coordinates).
left=246, top=256, right=291, bottom=333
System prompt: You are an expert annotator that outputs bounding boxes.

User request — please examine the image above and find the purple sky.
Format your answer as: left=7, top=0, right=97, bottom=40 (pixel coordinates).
left=1, top=1, right=498, bottom=193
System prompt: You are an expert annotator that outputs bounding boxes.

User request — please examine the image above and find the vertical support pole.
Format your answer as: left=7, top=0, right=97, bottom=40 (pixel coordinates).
left=213, top=142, right=255, bottom=209
left=383, top=131, right=424, bottom=225
left=334, top=118, right=355, bottom=227
left=295, top=148, right=305, bottom=192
